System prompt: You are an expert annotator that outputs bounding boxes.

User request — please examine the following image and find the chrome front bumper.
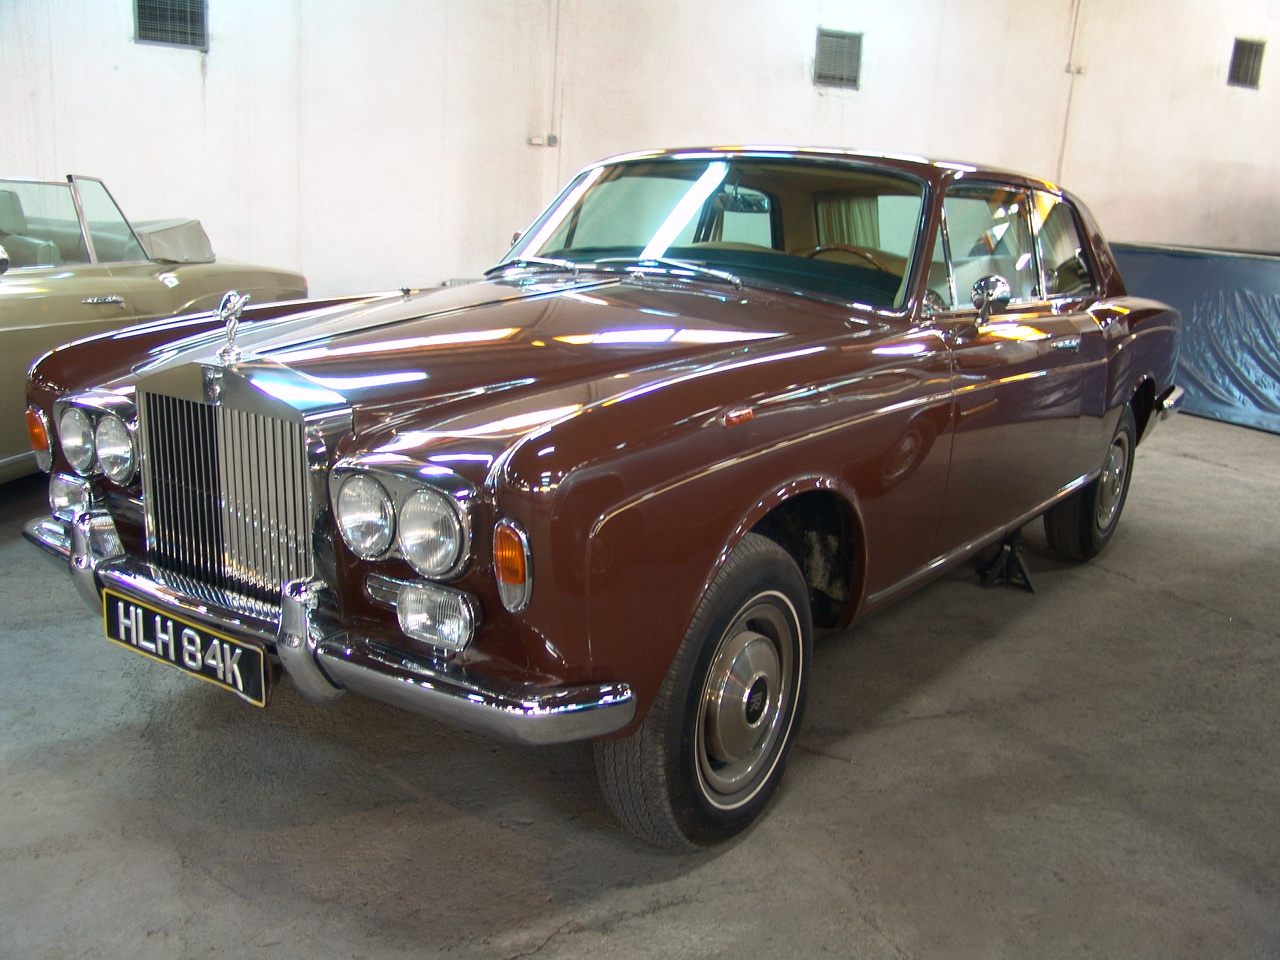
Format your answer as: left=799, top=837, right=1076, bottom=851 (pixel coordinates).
left=23, top=511, right=635, bottom=746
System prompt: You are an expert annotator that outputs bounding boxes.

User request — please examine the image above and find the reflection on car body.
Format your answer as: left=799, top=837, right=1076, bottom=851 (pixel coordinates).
left=24, top=147, right=1182, bottom=848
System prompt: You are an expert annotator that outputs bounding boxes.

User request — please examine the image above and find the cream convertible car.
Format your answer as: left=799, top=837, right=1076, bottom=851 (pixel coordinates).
left=0, top=175, right=307, bottom=482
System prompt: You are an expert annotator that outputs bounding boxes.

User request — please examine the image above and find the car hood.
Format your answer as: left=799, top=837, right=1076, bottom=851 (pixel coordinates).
left=120, top=275, right=874, bottom=439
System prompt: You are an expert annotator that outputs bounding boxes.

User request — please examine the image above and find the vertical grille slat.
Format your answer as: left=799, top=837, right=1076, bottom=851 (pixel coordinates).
left=142, top=390, right=312, bottom=607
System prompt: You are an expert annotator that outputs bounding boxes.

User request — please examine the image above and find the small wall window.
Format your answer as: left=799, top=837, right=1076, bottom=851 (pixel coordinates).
left=1228, top=38, right=1264, bottom=89
left=814, top=29, right=862, bottom=89
left=136, top=0, right=208, bottom=52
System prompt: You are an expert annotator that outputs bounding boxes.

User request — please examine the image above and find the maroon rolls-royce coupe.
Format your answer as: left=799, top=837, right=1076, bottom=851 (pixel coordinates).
left=24, top=148, right=1182, bottom=848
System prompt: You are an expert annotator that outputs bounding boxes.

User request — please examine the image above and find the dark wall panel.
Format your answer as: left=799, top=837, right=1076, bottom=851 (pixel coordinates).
left=1113, top=243, right=1280, bottom=435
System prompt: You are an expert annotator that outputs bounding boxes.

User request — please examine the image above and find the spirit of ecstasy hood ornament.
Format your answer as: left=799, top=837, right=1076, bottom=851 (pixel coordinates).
left=215, top=290, right=251, bottom=365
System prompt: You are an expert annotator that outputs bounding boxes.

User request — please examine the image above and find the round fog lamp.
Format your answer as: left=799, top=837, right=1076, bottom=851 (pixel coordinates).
left=336, top=474, right=395, bottom=558
left=59, top=407, right=95, bottom=475
left=94, top=414, right=136, bottom=484
left=397, top=488, right=463, bottom=578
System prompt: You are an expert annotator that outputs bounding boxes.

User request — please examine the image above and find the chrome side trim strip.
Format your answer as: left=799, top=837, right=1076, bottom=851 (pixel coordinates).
left=865, top=470, right=1099, bottom=610
left=1, top=449, right=37, bottom=473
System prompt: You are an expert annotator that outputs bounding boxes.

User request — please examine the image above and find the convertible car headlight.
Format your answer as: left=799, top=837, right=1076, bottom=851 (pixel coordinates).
left=94, top=414, right=136, bottom=484
left=58, top=407, right=95, bottom=475
left=336, top=474, right=395, bottom=558
left=397, top=488, right=464, bottom=578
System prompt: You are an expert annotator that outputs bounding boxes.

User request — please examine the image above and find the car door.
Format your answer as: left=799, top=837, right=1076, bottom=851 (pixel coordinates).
left=928, top=181, right=1092, bottom=553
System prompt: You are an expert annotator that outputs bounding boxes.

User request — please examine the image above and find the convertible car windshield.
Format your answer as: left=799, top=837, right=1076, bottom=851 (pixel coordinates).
left=504, top=157, right=927, bottom=310
left=0, top=177, right=147, bottom=266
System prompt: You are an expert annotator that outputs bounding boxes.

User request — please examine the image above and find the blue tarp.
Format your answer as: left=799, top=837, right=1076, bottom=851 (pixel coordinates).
left=1113, top=243, right=1280, bottom=435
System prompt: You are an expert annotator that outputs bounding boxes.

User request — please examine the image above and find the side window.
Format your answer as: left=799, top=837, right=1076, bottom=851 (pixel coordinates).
left=942, top=184, right=1037, bottom=304
left=1034, top=192, right=1095, bottom=297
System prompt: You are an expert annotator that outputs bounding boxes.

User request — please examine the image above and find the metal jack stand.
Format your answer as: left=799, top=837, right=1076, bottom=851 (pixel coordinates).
left=975, top=531, right=1036, bottom=593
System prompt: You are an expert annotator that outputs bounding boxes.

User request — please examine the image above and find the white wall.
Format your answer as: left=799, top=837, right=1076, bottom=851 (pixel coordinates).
left=2, top=0, right=1277, bottom=296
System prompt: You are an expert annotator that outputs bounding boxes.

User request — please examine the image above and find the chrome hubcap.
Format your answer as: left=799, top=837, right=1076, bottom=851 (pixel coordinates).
left=697, top=595, right=796, bottom=805
left=1096, top=433, right=1130, bottom=530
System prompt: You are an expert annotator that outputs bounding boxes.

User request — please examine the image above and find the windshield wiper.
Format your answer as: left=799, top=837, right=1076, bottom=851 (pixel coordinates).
left=484, top=256, right=580, bottom=277
left=592, top=257, right=743, bottom=289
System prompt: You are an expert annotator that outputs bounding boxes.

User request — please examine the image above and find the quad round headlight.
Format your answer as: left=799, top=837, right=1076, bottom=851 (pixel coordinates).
left=397, top=488, right=463, bottom=578
left=94, top=414, right=136, bottom=484
left=58, top=407, right=95, bottom=475
left=336, top=474, right=395, bottom=558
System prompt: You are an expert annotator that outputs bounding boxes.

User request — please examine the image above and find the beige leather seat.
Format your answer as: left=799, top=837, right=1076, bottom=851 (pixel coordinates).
left=0, top=190, right=63, bottom=267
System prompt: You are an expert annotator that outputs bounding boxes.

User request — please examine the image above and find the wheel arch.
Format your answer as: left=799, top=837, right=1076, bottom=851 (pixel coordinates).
left=718, top=476, right=866, bottom=631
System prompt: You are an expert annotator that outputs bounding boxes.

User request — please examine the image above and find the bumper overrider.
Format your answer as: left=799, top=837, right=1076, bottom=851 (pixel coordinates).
left=23, top=510, right=635, bottom=746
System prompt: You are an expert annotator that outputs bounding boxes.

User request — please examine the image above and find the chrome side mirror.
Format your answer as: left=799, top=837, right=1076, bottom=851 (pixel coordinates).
left=0, top=244, right=9, bottom=276
left=971, top=275, right=1011, bottom=324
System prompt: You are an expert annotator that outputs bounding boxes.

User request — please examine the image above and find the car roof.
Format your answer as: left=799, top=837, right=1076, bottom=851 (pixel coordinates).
left=592, top=146, right=1063, bottom=194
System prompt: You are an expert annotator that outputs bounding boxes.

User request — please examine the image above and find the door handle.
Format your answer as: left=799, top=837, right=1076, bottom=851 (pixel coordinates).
left=83, top=295, right=125, bottom=308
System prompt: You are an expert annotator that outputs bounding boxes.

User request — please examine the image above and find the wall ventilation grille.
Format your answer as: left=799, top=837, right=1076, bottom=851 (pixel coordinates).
left=1228, top=38, right=1264, bottom=89
left=136, top=0, right=208, bottom=51
left=814, top=29, right=862, bottom=89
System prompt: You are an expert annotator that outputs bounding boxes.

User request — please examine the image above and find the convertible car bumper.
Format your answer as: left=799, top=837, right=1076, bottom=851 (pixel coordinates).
left=23, top=511, right=635, bottom=745
left=1157, top=384, right=1185, bottom=421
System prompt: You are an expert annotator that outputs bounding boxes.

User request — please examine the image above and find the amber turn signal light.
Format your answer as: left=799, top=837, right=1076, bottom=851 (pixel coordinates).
left=26, top=407, right=52, bottom=471
left=493, top=519, right=533, bottom=612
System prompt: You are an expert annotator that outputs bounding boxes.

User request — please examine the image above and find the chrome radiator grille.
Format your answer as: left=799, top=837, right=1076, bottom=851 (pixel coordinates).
left=140, top=392, right=313, bottom=604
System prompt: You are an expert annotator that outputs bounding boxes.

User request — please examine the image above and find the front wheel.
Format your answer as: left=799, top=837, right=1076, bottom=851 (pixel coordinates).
left=1044, top=405, right=1137, bottom=561
left=594, top=533, right=811, bottom=849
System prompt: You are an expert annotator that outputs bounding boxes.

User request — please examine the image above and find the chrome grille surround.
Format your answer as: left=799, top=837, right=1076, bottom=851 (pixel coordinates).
left=136, top=360, right=352, bottom=610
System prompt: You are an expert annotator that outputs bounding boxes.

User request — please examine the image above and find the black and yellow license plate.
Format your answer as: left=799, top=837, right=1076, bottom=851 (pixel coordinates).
left=103, top=590, right=268, bottom=707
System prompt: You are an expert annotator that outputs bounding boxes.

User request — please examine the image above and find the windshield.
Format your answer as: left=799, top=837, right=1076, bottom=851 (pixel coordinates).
left=0, top=177, right=148, bottom=268
left=503, top=157, right=927, bottom=310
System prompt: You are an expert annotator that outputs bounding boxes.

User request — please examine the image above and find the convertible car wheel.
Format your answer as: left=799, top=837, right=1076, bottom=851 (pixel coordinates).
left=1044, top=406, right=1137, bottom=561
left=594, top=533, right=811, bottom=849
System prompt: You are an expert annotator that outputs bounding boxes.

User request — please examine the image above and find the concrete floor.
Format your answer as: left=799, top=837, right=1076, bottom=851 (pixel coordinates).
left=1, top=412, right=1277, bottom=960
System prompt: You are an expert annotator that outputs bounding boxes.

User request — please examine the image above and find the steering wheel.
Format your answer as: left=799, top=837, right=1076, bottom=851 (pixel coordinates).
left=798, top=244, right=892, bottom=272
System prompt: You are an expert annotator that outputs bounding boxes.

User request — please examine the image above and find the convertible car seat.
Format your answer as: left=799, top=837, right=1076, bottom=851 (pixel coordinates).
left=0, top=190, right=63, bottom=268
